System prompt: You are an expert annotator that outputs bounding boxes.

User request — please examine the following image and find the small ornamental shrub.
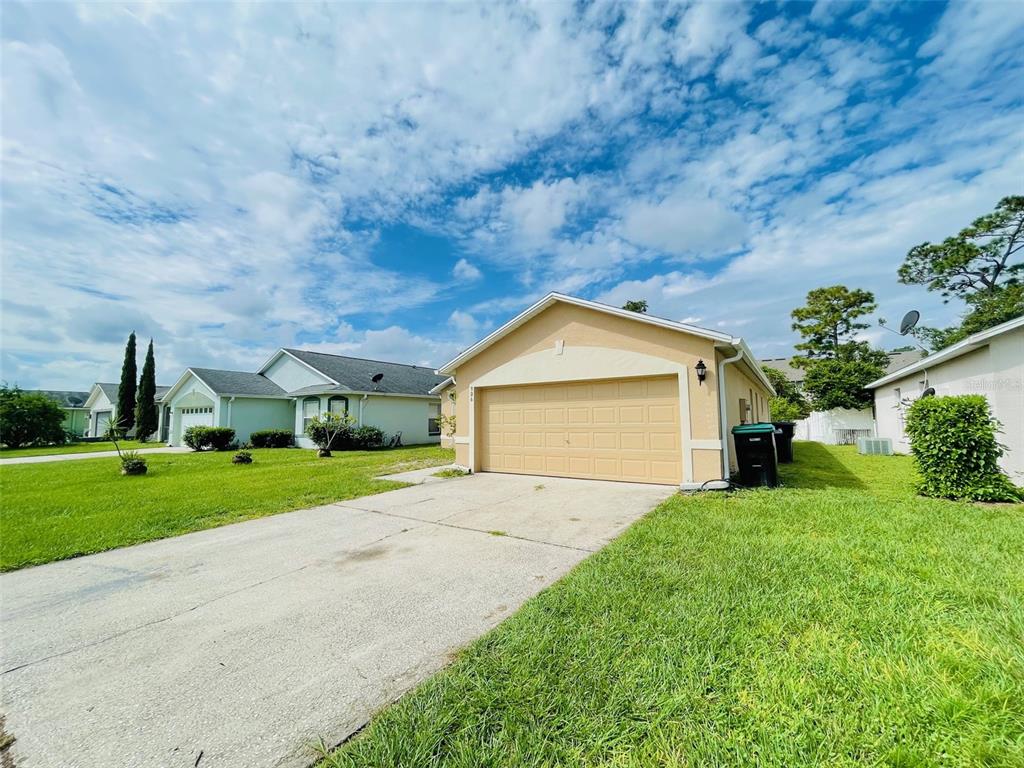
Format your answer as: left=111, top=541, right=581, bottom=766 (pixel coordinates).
left=905, top=395, right=1022, bottom=502
left=183, top=426, right=237, bottom=451
left=207, top=428, right=236, bottom=451
left=119, top=451, right=148, bottom=476
left=351, top=425, right=384, bottom=450
left=183, top=425, right=209, bottom=451
left=306, top=412, right=356, bottom=456
left=232, top=450, right=253, bottom=464
left=250, top=429, right=294, bottom=448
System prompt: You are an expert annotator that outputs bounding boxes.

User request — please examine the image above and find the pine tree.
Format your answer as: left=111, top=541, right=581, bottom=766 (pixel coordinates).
left=116, top=331, right=138, bottom=434
left=135, top=339, right=158, bottom=441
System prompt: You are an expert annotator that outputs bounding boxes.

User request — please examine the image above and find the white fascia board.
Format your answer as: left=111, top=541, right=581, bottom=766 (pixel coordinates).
left=428, top=376, right=454, bottom=395
left=866, top=314, right=1024, bottom=389
left=438, top=292, right=734, bottom=374
left=83, top=384, right=105, bottom=410
left=714, top=338, right=777, bottom=395
left=163, top=369, right=218, bottom=403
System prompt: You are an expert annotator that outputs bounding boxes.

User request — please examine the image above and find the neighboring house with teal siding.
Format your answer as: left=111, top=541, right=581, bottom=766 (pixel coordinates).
left=162, top=349, right=447, bottom=448
left=28, top=390, right=90, bottom=437
left=84, top=382, right=172, bottom=439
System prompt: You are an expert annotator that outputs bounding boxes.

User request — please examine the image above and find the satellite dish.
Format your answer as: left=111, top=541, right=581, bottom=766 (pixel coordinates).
left=899, top=310, right=920, bottom=336
left=921, top=387, right=935, bottom=398
left=371, top=373, right=384, bottom=383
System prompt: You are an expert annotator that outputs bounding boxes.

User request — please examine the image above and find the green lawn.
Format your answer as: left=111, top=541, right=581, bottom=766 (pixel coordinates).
left=323, top=443, right=1024, bottom=768
left=0, top=445, right=452, bottom=571
left=0, top=440, right=150, bottom=458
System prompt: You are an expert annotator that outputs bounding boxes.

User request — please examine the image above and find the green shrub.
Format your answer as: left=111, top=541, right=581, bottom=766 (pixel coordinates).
left=119, top=451, right=148, bottom=476
left=182, top=426, right=236, bottom=451
left=0, top=385, right=67, bottom=449
left=232, top=450, right=253, bottom=464
left=905, top=395, right=1021, bottom=502
left=250, top=429, right=294, bottom=448
left=351, top=425, right=384, bottom=450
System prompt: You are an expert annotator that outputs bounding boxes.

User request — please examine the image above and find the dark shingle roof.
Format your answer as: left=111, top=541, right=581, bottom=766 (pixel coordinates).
left=190, top=368, right=287, bottom=396
left=29, top=390, right=91, bottom=408
left=760, top=349, right=926, bottom=385
left=283, top=349, right=447, bottom=396
left=97, top=382, right=171, bottom=402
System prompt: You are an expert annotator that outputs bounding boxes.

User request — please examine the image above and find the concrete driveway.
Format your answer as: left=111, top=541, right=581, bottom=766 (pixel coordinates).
left=1, top=473, right=672, bottom=768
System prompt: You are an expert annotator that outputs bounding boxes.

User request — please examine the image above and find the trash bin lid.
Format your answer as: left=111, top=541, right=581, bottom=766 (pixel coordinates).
left=732, top=422, right=776, bottom=434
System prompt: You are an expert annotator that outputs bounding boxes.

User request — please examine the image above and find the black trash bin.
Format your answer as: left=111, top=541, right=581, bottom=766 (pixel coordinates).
left=731, top=423, right=779, bottom=487
left=772, top=421, right=796, bottom=463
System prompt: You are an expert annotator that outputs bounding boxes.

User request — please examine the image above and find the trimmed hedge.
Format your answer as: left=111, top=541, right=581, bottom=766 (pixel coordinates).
left=250, top=429, right=294, bottom=448
left=905, top=394, right=1021, bottom=502
left=183, top=426, right=237, bottom=452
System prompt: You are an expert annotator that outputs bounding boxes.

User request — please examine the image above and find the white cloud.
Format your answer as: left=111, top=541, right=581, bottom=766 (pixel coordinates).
left=452, top=258, right=482, bottom=281
left=620, top=196, right=747, bottom=258
left=447, top=309, right=479, bottom=337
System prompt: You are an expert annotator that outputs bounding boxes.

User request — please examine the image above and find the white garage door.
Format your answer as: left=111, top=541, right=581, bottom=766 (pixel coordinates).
left=479, top=376, right=682, bottom=485
left=179, top=406, right=214, bottom=433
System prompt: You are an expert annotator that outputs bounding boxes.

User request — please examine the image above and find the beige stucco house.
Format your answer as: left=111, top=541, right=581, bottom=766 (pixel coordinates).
left=867, top=314, right=1024, bottom=485
left=434, top=293, right=774, bottom=488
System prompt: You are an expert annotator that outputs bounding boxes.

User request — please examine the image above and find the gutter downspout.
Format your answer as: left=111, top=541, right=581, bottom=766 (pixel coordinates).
left=227, top=396, right=235, bottom=430
left=717, top=346, right=744, bottom=481
left=359, top=394, right=368, bottom=427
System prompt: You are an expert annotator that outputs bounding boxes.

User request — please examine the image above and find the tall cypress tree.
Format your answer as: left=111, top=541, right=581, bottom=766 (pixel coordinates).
left=135, top=339, right=158, bottom=441
left=116, top=331, right=138, bottom=434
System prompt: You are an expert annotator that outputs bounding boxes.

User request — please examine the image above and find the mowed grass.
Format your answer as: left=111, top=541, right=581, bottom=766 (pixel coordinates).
left=0, top=440, right=149, bottom=458
left=0, top=445, right=453, bottom=571
left=323, top=443, right=1024, bottom=768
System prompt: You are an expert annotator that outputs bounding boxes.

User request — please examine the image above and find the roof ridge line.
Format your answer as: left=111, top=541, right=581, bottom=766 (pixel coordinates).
left=284, top=347, right=440, bottom=371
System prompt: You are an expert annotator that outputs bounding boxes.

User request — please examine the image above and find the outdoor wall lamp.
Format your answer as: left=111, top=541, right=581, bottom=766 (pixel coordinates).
left=695, top=359, right=707, bottom=385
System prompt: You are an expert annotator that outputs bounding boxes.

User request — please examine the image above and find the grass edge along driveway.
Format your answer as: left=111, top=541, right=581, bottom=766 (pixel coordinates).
left=0, top=445, right=453, bottom=571
left=322, top=443, right=1024, bottom=768
left=0, top=440, right=150, bottom=458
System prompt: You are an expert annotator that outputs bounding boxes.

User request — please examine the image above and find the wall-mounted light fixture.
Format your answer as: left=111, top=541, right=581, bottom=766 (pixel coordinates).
left=695, top=359, right=707, bottom=386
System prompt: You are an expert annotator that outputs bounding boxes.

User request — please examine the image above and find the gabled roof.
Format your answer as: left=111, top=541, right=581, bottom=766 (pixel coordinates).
left=435, top=292, right=774, bottom=392
left=94, top=382, right=171, bottom=403
left=190, top=368, right=287, bottom=397
left=28, top=390, right=91, bottom=408
left=762, top=349, right=925, bottom=385
left=280, top=349, right=448, bottom=396
left=866, top=314, right=1024, bottom=389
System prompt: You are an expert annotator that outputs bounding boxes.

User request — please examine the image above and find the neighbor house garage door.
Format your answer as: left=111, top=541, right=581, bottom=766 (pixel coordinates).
left=179, top=406, right=214, bottom=433
left=479, top=376, right=681, bottom=485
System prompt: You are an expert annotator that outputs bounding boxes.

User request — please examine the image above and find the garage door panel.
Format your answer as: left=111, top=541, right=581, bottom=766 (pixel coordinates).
left=650, top=432, right=677, bottom=451
left=619, top=405, right=644, bottom=423
left=544, top=408, right=565, bottom=423
left=649, top=405, right=677, bottom=424
left=524, top=408, right=543, bottom=424
left=479, top=375, right=682, bottom=486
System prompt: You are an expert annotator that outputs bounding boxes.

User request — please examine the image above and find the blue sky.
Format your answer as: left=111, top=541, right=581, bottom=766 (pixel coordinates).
left=2, top=1, right=1022, bottom=389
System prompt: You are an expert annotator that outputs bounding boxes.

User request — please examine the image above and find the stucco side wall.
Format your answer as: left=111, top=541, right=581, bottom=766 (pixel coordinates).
left=449, top=303, right=729, bottom=483
left=361, top=395, right=439, bottom=446
left=719, top=352, right=775, bottom=473
left=873, top=328, right=1023, bottom=484
left=223, top=397, right=294, bottom=444
left=292, top=393, right=441, bottom=448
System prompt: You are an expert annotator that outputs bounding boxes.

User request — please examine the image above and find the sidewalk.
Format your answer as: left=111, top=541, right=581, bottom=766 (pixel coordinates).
left=0, top=446, right=191, bottom=465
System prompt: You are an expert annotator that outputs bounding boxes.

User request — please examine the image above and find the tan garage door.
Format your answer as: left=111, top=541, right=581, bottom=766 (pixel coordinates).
left=479, top=376, right=682, bottom=485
